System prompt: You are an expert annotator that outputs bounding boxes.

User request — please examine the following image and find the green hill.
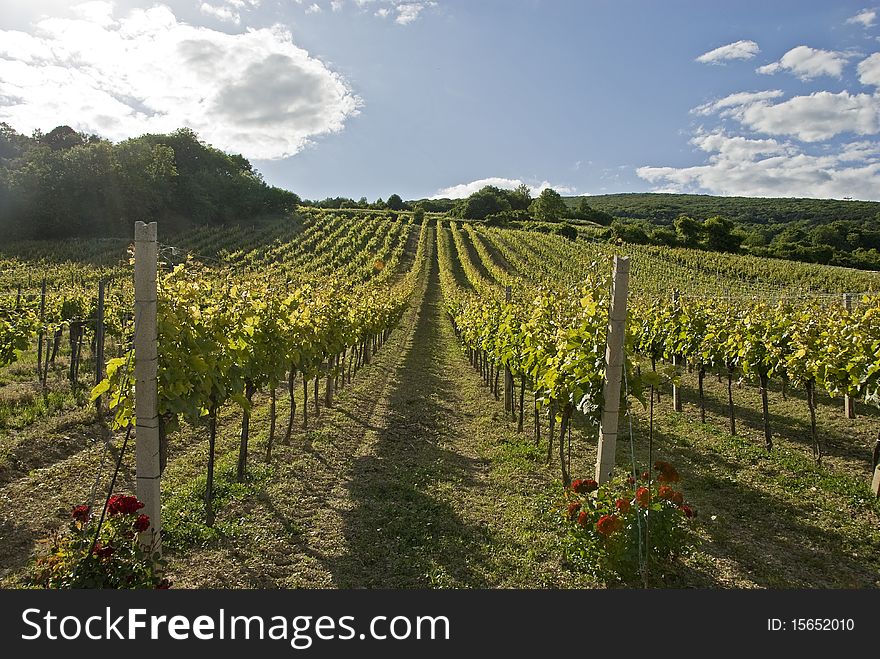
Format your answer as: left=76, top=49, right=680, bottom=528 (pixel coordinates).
left=563, top=192, right=880, bottom=226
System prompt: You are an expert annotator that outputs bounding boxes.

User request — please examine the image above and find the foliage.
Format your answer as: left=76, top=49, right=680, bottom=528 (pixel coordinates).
left=570, top=192, right=880, bottom=270
left=0, top=299, right=38, bottom=368
left=28, top=495, right=167, bottom=589
left=529, top=188, right=568, bottom=222
left=0, top=124, right=299, bottom=239
left=573, top=197, right=614, bottom=225
left=561, top=467, right=695, bottom=584
left=386, top=193, right=408, bottom=211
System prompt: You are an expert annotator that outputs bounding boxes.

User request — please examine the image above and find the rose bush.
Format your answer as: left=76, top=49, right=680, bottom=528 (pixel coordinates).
left=561, top=462, right=695, bottom=584
left=29, top=493, right=168, bottom=589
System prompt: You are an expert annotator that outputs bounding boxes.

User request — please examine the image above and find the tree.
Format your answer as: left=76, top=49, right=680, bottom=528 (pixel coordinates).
left=529, top=188, right=567, bottom=222
left=509, top=183, right=532, bottom=211
left=452, top=186, right=511, bottom=220
left=674, top=214, right=701, bottom=247
left=42, top=125, right=86, bottom=151
left=576, top=197, right=613, bottom=225
left=386, top=193, right=406, bottom=211
left=608, top=219, right=650, bottom=244
left=650, top=226, right=678, bottom=247
left=702, top=216, right=741, bottom=253
left=0, top=124, right=300, bottom=238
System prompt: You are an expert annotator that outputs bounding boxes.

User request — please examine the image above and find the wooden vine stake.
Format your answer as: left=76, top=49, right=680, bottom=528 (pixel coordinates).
left=872, top=434, right=880, bottom=498
left=843, top=293, right=855, bottom=419
left=595, top=256, right=630, bottom=484
left=503, top=285, right=514, bottom=415
left=671, top=289, right=682, bottom=413
left=134, top=221, right=161, bottom=558
left=94, top=279, right=105, bottom=413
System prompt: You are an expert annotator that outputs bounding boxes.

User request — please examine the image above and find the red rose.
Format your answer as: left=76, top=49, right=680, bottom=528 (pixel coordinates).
left=671, top=491, right=684, bottom=506
left=681, top=504, right=695, bottom=518
left=596, top=514, right=623, bottom=536
left=636, top=487, right=650, bottom=507
left=571, top=478, right=599, bottom=494
left=577, top=510, right=590, bottom=528
left=108, top=494, right=145, bottom=516
left=658, top=485, right=675, bottom=500
left=93, top=542, right=114, bottom=558
left=640, top=471, right=650, bottom=481
left=156, top=579, right=171, bottom=590
left=567, top=501, right=582, bottom=520
left=626, top=475, right=636, bottom=485
left=133, top=514, right=151, bottom=533
left=615, top=498, right=631, bottom=514
left=72, top=504, right=91, bottom=523
left=654, top=461, right=680, bottom=483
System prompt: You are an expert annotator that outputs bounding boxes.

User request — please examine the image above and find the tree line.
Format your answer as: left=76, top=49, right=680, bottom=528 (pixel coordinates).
left=0, top=124, right=299, bottom=240
left=574, top=192, right=880, bottom=270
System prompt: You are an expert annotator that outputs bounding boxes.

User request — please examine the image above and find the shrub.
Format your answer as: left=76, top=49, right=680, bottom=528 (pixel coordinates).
left=29, top=494, right=168, bottom=589
left=561, top=465, right=695, bottom=584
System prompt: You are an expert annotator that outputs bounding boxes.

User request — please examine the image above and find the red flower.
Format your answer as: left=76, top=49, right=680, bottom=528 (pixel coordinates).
left=133, top=514, right=151, bottom=533
left=615, top=498, right=631, bottom=514
left=571, top=478, right=598, bottom=494
left=577, top=510, right=590, bottom=528
left=596, top=514, right=623, bottom=536
left=567, top=501, right=582, bottom=521
left=671, top=491, right=684, bottom=506
left=93, top=542, right=114, bottom=559
left=636, top=487, right=651, bottom=507
left=640, top=471, right=650, bottom=481
left=107, top=494, right=144, bottom=516
left=626, top=475, right=636, bottom=485
left=156, top=579, right=171, bottom=590
left=654, top=461, right=680, bottom=483
left=658, top=485, right=675, bottom=501
left=71, top=504, right=91, bottom=523
left=681, top=504, right=695, bottom=518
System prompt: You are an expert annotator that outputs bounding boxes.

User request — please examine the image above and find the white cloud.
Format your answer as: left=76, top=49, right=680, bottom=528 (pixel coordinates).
left=637, top=132, right=880, bottom=200
left=199, top=0, right=260, bottom=24
left=331, top=0, right=344, bottom=11
left=532, top=180, right=577, bottom=195
left=695, top=40, right=760, bottom=64
left=364, top=1, right=435, bottom=25
left=694, top=88, right=880, bottom=142
left=305, top=3, right=322, bottom=14
left=71, top=1, right=116, bottom=26
left=395, top=2, right=432, bottom=25
left=847, top=8, right=877, bottom=27
left=739, top=91, right=880, bottom=141
left=858, top=52, right=880, bottom=86
left=200, top=2, right=241, bottom=24
left=0, top=2, right=361, bottom=160
left=431, top=177, right=575, bottom=199
left=692, top=90, right=784, bottom=116
left=757, top=45, right=852, bottom=80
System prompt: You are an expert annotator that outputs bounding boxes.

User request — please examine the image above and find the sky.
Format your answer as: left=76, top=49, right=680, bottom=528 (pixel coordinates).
left=2, top=1, right=880, bottom=201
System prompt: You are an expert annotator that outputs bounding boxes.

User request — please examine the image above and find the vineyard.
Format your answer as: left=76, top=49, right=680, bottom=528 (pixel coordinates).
left=1, top=210, right=879, bottom=588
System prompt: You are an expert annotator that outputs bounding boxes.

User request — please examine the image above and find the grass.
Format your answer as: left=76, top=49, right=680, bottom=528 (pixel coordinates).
left=611, top=367, right=880, bottom=588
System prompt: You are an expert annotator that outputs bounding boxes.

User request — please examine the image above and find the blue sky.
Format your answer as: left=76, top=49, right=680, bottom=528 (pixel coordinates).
left=3, top=1, right=880, bottom=200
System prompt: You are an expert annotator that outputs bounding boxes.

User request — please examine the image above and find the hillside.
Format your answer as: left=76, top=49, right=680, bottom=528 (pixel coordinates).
left=563, top=193, right=880, bottom=226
